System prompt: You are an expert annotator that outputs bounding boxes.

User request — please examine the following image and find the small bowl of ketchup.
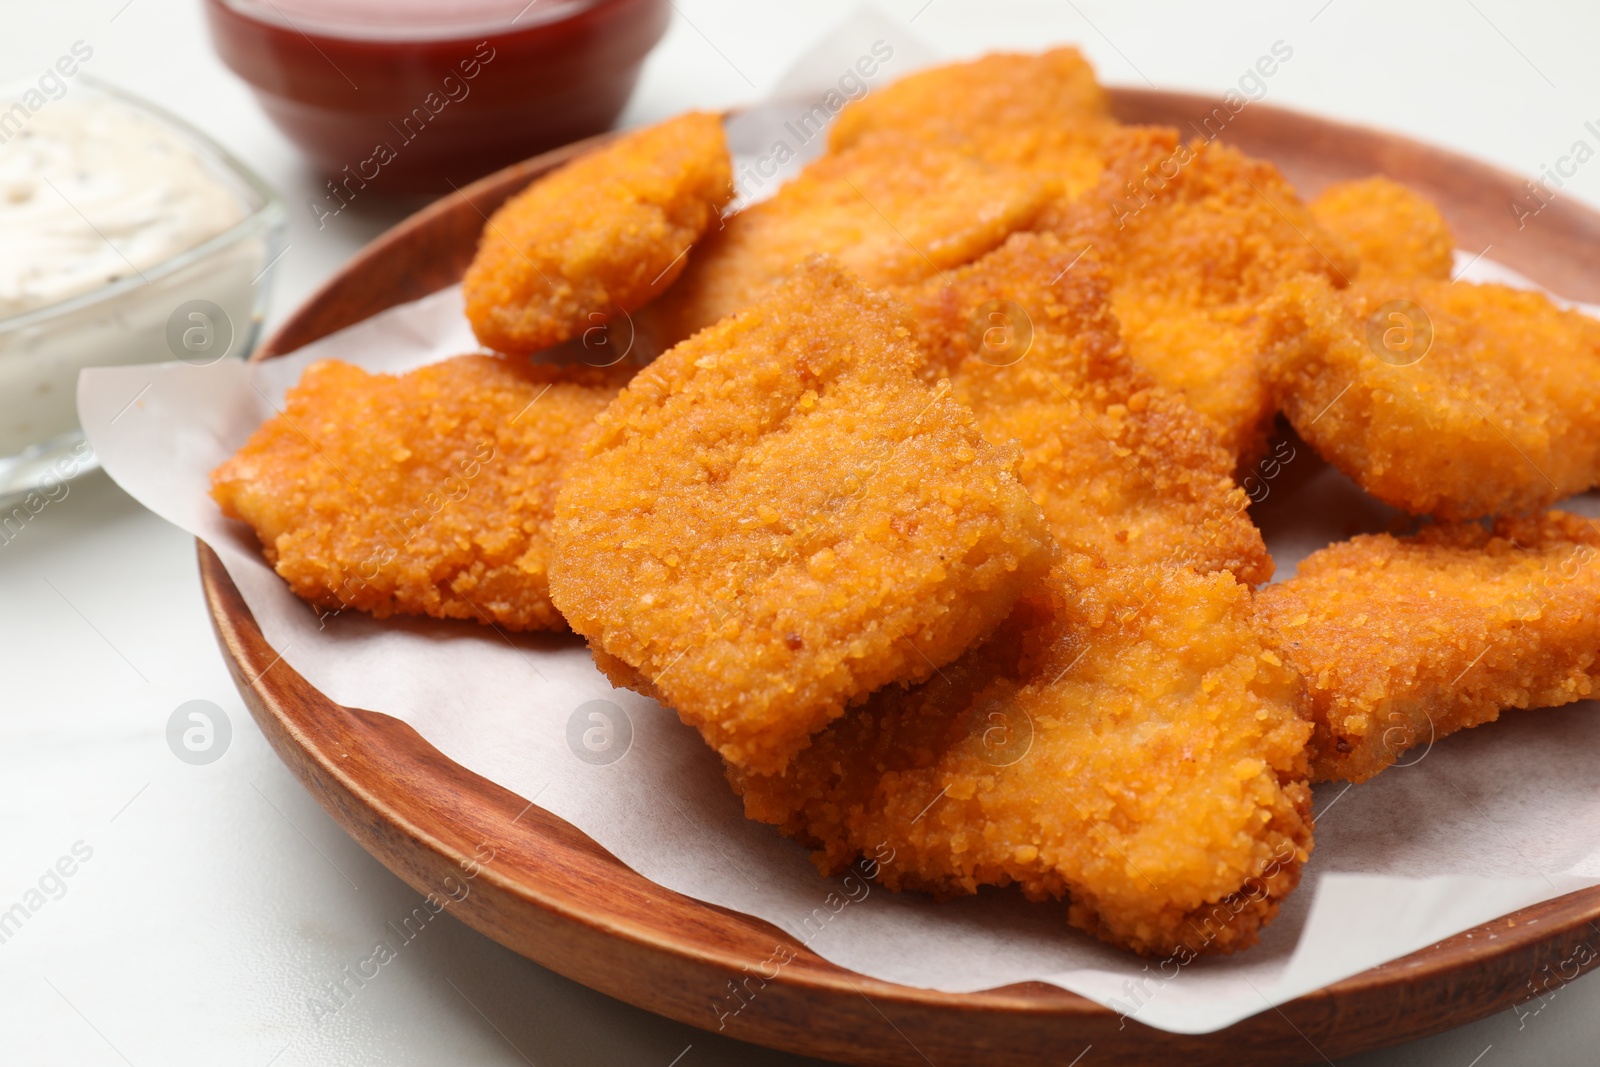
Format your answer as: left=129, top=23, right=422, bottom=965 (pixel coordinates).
left=204, top=0, right=670, bottom=196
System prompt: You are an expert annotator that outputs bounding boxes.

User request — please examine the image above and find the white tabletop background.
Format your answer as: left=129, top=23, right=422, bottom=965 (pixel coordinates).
left=3, top=1, right=1599, bottom=1064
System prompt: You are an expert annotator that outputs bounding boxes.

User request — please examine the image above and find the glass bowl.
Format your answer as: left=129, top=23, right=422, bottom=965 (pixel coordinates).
left=202, top=0, right=670, bottom=194
left=0, top=77, right=286, bottom=502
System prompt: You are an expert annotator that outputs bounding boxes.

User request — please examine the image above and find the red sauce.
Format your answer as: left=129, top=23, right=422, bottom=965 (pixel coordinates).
left=222, top=0, right=599, bottom=40
left=204, top=0, right=670, bottom=194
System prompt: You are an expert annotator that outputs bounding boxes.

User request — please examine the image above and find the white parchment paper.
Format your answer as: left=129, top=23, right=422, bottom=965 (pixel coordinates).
left=77, top=10, right=1600, bottom=1035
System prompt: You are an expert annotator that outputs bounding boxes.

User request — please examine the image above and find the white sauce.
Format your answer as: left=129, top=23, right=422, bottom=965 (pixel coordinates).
left=0, top=89, right=270, bottom=469
left=0, top=94, right=249, bottom=317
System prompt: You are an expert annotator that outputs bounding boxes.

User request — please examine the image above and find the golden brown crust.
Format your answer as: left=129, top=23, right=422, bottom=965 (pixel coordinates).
left=1044, top=126, right=1356, bottom=461
left=212, top=355, right=629, bottom=631
left=1257, top=511, right=1600, bottom=783
left=463, top=112, right=733, bottom=355
left=550, top=260, right=1054, bottom=775
left=1264, top=276, right=1600, bottom=519
left=896, top=232, right=1272, bottom=584
left=828, top=46, right=1114, bottom=197
left=640, top=131, right=1049, bottom=348
left=732, top=556, right=1314, bottom=957
left=1309, top=176, right=1455, bottom=282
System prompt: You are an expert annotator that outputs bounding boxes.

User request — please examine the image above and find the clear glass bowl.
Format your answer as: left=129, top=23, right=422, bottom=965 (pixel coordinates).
left=0, top=76, right=287, bottom=500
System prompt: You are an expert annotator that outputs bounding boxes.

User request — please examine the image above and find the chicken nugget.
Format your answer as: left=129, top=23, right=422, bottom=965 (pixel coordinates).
left=213, top=355, right=628, bottom=631
left=1264, top=276, right=1600, bottom=519
left=463, top=112, right=733, bottom=355
left=640, top=132, right=1048, bottom=348
left=550, top=260, right=1054, bottom=774
left=1309, top=176, right=1455, bottom=282
left=898, top=232, right=1271, bottom=583
left=733, top=555, right=1313, bottom=957
left=828, top=47, right=1114, bottom=196
left=1045, top=127, right=1356, bottom=460
left=1258, top=512, right=1600, bottom=783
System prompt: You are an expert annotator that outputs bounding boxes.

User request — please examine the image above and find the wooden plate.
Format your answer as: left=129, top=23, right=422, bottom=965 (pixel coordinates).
left=202, top=89, right=1600, bottom=1065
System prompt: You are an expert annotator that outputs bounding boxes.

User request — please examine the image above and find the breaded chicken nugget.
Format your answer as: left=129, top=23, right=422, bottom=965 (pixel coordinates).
left=733, top=555, right=1313, bottom=957
left=463, top=112, right=732, bottom=355
left=213, top=355, right=628, bottom=631
left=898, top=232, right=1271, bottom=583
left=1264, top=276, right=1600, bottom=519
left=550, top=260, right=1054, bottom=774
left=828, top=47, right=1114, bottom=196
left=1046, top=127, right=1356, bottom=460
left=1309, top=176, right=1455, bottom=282
left=1257, top=512, right=1600, bottom=783
left=640, top=131, right=1048, bottom=348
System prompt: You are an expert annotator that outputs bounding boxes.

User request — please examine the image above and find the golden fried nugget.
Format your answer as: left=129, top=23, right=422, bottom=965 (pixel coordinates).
left=733, top=555, right=1313, bottom=957
left=550, top=260, right=1054, bottom=774
left=1309, top=176, right=1455, bottom=282
left=828, top=47, right=1114, bottom=196
left=1264, top=276, right=1600, bottom=519
left=1257, top=512, right=1600, bottom=783
left=1045, top=127, right=1356, bottom=460
left=213, top=355, right=628, bottom=631
left=640, top=132, right=1048, bottom=347
left=898, top=232, right=1271, bottom=583
left=463, top=112, right=732, bottom=355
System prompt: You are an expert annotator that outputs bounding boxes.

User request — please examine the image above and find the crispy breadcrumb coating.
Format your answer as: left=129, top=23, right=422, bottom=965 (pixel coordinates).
left=640, top=132, right=1048, bottom=348
left=1257, top=512, right=1600, bottom=783
left=1264, top=276, right=1600, bottom=519
left=828, top=47, right=1114, bottom=197
left=1309, top=176, right=1455, bottom=282
left=733, top=555, right=1313, bottom=957
left=550, top=260, right=1054, bottom=775
left=212, top=355, right=628, bottom=631
left=463, top=112, right=733, bottom=355
left=1045, top=127, right=1356, bottom=460
left=897, top=232, right=1271, bottom=583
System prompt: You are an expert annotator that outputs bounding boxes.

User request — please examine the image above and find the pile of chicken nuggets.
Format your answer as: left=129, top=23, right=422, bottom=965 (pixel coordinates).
left=212, top=49, right=1600, bottom=959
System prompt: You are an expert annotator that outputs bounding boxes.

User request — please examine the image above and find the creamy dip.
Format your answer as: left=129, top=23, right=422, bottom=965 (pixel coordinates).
left=0, top=93, right=249, bottom=316
left=0, top=85, right=274, bottom=484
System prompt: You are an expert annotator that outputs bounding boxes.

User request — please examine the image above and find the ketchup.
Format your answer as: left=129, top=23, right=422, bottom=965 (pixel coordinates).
left=204, top=0, right=670, bottom=194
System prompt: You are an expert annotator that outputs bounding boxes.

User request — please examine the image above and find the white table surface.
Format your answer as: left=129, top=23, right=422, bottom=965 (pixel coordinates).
left=4, top=2, right=1599, bottom=1064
